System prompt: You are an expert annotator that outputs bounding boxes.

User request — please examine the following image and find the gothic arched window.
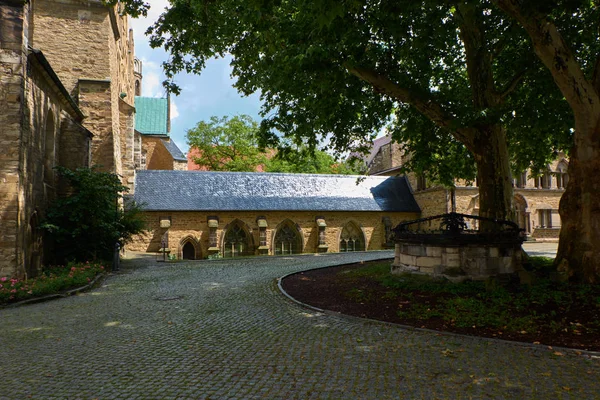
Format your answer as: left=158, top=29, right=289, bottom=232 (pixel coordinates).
left=223, top=221, right=252, bottom=257
left=274, top=220, right=303, bottom=255
left=339, top=222, right=366, bottom=252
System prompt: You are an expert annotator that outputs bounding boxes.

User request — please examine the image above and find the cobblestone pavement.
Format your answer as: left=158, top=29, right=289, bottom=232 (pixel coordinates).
left=1, top=251, right=599, bottom=399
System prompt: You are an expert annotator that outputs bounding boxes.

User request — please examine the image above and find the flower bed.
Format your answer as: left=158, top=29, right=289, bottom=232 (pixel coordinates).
left=0, top=262, right=105, bottom=305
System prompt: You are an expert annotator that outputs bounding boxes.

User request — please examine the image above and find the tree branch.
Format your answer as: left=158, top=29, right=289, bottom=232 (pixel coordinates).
left=498, top=68, right=528, bottom=101
left=344, top=64, right=475, bottom=149
left=455, top=3, right=500, bottom=108
left=493, top=0, right=600, bottom=114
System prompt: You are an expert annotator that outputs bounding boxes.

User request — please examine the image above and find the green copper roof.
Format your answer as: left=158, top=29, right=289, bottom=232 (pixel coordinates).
left=135, top=96, right=169, bottom=135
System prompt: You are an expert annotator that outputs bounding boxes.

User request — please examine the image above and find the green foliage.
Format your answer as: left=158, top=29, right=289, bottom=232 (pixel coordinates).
left=188, top=115, right=360, bottom=174
left=0, top=262, right=105, bottom=305
left=41, top=167, right=145, bottom=264
left=264, top=142, right=361, bottom=174
left=187, top=115, right=267, bottom=172
left=339, top=261, right=600, bottom=334
left=125, top=0, right=573, bottom=186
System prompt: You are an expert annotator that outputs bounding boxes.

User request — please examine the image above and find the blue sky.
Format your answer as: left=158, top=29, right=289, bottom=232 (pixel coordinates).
left=130, top=0, right=263, bottom=154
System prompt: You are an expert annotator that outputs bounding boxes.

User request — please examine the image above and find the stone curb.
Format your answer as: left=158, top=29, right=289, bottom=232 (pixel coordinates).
left=0, top=272, right=107, bottom=309
left=276, top=261, right=600, bottom=359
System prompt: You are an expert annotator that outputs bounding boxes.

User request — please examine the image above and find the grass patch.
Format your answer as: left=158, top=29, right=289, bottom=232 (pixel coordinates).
left=338, top=260, right=600, bottom=335
left=0, top=262, right=105, bottom=305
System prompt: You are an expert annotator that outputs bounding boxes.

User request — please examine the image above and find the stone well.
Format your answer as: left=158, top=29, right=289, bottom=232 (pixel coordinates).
left=392, top=213, right=525, bottom=281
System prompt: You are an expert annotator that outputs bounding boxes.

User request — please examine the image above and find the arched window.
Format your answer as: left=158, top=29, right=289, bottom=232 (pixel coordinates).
left=339, top=222, right=366, bottom=252
left=514, top=171, right=527, bottom=188
left=223, top=220, right=252, bottom=257
left=274, top=220, right=303, bottom=255
left=514, top=194, right=530, bottom=233
left=44, top=111, right=55, bottom=183
left=536, top=167, right=552, bottom=189
left=134, top=80, right=141, bottom=96
left=556, top=160, right=569, bottom=189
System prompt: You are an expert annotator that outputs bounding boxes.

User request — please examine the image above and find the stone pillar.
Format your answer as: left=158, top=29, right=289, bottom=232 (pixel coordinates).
left=0, top=1, right=28, bottom=277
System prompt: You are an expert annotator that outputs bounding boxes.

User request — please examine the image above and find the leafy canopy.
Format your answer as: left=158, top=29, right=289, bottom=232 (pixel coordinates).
left=122, top=0, right=572, bottom=185
left=188, top=114, right=361, bottom=174
left=41, top=167, right=145, bottom=264
left=188, top=115, right=267, bottom=172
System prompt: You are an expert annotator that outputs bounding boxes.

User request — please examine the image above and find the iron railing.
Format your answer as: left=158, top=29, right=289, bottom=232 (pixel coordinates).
left=393, top=212, right=524, bottom=245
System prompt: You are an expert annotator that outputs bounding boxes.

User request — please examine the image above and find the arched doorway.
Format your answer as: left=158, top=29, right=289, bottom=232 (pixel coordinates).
left=339, top=222, right=366, bottom=252
left=180, top=237, right=199, bottom=260
left=514, top=194, right=530, bottom=234
left=182, top=242, right=195, bottom=260
left=274, top=220, right=303, bottom=255
left=223, top=220, right=253, bottom=257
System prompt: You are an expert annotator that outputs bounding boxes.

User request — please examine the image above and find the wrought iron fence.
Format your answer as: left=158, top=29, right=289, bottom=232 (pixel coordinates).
left=393, top=212, right=524, bottom=245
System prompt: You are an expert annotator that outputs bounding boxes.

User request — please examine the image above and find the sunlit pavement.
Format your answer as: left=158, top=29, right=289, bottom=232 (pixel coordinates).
left=523, top=241, right=558, bottom=258
left=1, top=249, right=597, bottom=399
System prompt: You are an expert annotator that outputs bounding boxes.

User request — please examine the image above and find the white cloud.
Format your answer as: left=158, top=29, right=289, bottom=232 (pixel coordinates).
left=130, top=0, right=170, bottom=43
left=142, top=71, right=160, bottom=97
left=170, top=99, right=180, bottom=119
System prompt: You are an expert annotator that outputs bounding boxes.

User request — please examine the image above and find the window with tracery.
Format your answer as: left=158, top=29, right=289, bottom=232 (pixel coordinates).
left=223, top=222, right=252, bottom=257
left=339, top=222, right=365, bottom=252
left=274, top=221, right=302, bottom=255
left=556, top=161, right=569, bottom=189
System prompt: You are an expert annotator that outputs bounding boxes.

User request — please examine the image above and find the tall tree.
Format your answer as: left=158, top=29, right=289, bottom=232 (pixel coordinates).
left=188, top=115, right=358, bottom=174
left=188, top=115, right=267, bottom=171
left=137, top=0, right=572, bottom=226
left=493, top=0, right=600, bottom=282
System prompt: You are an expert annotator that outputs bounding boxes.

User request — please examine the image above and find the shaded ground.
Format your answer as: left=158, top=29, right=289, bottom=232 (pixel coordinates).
left=281, top=259, right=600, bottom=352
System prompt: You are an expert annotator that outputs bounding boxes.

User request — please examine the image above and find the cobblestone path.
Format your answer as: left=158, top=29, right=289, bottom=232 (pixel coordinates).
left=1, top=252, right=598, bottom=399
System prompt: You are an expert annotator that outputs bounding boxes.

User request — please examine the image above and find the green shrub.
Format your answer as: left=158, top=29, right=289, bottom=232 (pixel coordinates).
left=0, top=262, right=105, bottom=305
left=42, top=167, right=145, bottom=264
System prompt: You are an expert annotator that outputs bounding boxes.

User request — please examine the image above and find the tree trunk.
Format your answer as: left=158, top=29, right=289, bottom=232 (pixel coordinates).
left=471, top=125, right=514, bottom=230
left=555, top=114, right=600, bottom=283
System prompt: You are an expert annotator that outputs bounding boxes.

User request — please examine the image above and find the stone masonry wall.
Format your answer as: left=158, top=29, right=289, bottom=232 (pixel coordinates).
left=128, top=211, right=418, bottom=258
left=32, top=0, right=111, bottom=97
left=78, top=80, right=114, bottom=171
left=0, top=1, right=27, bottom=277
left=392, top=242, right=520, bottom=280
left=142, top=136, right=174, bottom=170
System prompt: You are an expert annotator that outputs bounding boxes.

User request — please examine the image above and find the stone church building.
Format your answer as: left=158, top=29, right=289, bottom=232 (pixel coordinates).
left=6, top=0, right=560, bottom=272
left=0, top=0, right=185, bottom=278
left=0, top=0, right=423, bottom=275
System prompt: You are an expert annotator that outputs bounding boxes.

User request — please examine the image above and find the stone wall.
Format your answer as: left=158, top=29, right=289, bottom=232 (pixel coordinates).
left=392, top=242, right=521, bottom=280
left=78, top=80, right=115, bottom=171
left=142, top=137, right=176, bottom=170
left=127, top=210, right=418, bottom=258
left=32, top=0, right=136, bottom=180
left=0, top=1, right=28, bottom=278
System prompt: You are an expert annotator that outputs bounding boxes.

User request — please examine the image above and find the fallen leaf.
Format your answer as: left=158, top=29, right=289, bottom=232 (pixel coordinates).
left=553, top=352, right=564, bottom=357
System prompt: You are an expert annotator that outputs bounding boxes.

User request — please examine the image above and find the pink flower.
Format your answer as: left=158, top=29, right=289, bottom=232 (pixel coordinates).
left=0, top=277, right=7, bottom=282
left=10, top=289, right=16, bottom=293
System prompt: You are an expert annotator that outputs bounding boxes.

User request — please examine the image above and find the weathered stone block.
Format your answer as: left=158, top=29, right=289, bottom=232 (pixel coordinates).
left=426, top=246, right=442, bottom=257
left=416, top=256, right=441, bottom=268
left=442, top=253, right=460, bottom=268
left=400, top=253, right=417, bottom=266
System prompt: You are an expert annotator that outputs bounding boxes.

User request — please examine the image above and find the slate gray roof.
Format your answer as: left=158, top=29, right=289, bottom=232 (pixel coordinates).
left=161, top=139, right=186, bottom=161
left=134, top=170, right=420, bottom=213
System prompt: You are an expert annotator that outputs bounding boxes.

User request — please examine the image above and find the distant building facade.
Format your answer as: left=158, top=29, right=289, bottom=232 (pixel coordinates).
left=128, top=171, right=421, bottom=259
left=366, top=136, right=567, bottom=241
